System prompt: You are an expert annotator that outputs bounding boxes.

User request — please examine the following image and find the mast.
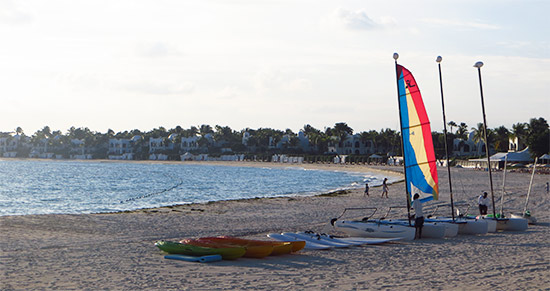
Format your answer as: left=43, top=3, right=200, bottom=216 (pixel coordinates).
left=499, top=155, right=508, bottom=216
left=474, top=61, right=497, bottom=218
left=393, top=52, right=412, bottom=226
left=436, top=56, right=455, bottom=221
left=523, top=157, right=538, bottom=215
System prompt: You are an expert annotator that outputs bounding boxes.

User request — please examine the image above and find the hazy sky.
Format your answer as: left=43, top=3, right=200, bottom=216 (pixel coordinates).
left=1, top=0, right=548, bottom=135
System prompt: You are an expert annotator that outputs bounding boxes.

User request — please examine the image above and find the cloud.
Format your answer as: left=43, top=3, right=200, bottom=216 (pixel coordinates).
left=254, top=68, right=312, bottom=94
left=136, top=42, right=182, bottom=58
left=121, top=80, right=195, bottom=95
left=0, top=0, right=33, bottom=25
left=217, top=86, right=242, bottom=100
left=421, top=18, right=500, bottom=30
left=333, top=8, right=396, bottom=31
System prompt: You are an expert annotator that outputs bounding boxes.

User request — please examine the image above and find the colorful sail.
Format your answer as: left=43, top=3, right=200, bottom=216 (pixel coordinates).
left=396, top=64, right=439, bottom=203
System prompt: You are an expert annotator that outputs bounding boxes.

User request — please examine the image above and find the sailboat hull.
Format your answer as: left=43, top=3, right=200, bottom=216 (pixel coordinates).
left=382, top=219, right=446, bottom=238
left=495, top=217, right=528, bottom=231
left=511, top=213, right=537, bottom=225
left=427, top=221, right=458, bottom=237
left=333, top=220, right=415, bottom=241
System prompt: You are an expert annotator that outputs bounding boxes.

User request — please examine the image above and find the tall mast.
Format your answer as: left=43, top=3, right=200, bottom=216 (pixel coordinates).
left=436, top=56, right=455, bottom=221
left=523, top=157, right=538, bottom=215
left=393, top=52, right=412, bottom=226
left=474, top=61, right=497, bottom=218
left=499, top=155, right=508, bottom=216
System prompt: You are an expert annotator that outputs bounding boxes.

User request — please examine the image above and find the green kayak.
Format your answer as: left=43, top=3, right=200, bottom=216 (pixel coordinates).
left=155, top=241, right=246, bottom=260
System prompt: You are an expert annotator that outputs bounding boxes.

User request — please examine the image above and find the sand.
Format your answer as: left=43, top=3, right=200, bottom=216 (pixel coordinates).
left=1, top=162, right=549, bottom=290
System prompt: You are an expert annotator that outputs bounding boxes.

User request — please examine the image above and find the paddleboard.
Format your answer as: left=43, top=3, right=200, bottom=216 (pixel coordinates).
left=267, top=233, right=331, bottom=250
left=284, top=232, right=351, bottom=248
left=164, top=254, right=222, bottom=263
left=297, top=232, right=364, bottom=246
left=300, top=232, right=401, bottom=245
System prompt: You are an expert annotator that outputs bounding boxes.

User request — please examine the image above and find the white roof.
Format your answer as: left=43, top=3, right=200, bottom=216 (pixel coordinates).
left=470, top=148, right=532, bottom=162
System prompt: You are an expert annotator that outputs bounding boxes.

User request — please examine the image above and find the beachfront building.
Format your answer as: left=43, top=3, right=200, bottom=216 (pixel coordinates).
left=29, top=137, right=53, bottom=158
left=327, top=133, right=374, bottom=155
left=148, top=134, right=178, bottom=160
left=451, top=132, right=493, bottom=157
left=0, top=134, right=29, bottom=158
left=69, top=139, right=93, bottom=159
left=268, top=131, right=310, bottom=152
left=108, top=136, right=141, bottom=160
left=509, top=136, right=527, bottom=152
left=181, top=135, right=199, bottom=152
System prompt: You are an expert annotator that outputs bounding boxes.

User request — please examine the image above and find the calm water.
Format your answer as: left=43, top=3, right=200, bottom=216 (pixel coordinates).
left=0, top=160, right=392, bottom=216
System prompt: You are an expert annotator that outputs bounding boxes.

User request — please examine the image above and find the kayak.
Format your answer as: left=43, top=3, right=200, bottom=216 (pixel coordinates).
left=198, top=236, right=298, bottom=255
left=155, top=241, right=246, bottom=260
left=181, top=238, right=274, bottom=258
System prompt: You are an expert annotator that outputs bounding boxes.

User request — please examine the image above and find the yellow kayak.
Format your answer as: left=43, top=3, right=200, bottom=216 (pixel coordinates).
left=181, top=238, right=274, bottom=258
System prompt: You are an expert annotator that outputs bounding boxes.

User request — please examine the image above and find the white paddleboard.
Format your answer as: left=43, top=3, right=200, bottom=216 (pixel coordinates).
left=283, top=232, right=350, bottom=248
left=267, top=233, right=331, bottom=250
left=327, top=236, right=402, bottom=245
left=297, top=232, right=364, bottom=246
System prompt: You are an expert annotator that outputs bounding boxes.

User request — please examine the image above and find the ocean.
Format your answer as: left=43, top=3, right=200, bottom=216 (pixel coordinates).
left=0, top=159, right=392, bottom=216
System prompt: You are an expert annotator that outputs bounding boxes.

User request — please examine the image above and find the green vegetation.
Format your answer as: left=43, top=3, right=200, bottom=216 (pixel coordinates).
left=1, top=117, right=548, bottom=160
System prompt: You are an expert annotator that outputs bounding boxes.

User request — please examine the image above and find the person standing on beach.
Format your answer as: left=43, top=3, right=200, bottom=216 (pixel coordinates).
left=381, top=178, right=388, bottom=198
left=411, top=193, right=424, bottom=239
left=478, top=192, right=489, bottom=215
left=364, top=183, right=369, bottom=197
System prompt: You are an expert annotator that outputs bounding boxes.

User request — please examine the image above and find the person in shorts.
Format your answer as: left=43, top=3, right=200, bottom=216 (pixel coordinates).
left=412, top=193, right=424, bottom=239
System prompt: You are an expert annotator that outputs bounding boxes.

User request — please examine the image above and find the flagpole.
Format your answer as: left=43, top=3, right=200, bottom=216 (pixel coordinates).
left=474, top=61, right=497, bottom=218
left=436, top=56, right=455, bottom=221
left=393, top=52, right=412, bottom=226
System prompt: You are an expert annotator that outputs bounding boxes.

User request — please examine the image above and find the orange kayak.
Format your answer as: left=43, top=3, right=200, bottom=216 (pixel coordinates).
left=200, top=236, right=305, bottom=254
left=181, top=238, right=274, bottom=258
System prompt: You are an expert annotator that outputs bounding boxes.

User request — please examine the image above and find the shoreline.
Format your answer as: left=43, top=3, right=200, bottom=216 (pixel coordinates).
left=1, top=164, right=549, bottom=289
left=1, top=159, right=405, bottom=217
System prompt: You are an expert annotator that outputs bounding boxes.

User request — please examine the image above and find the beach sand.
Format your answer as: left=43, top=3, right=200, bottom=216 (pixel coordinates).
left=1, top=163, right=549, bottom=290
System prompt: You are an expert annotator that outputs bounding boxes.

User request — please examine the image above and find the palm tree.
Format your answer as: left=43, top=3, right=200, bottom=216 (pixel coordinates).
left=457, top=122, right=468, bottom=140
left=199, top=125, right=213, bottom=136
left=332, top=122, right=353, bottom=148
left=471, top=123, right=485, bottom=144
left=447, top=121, right=457, bottom=134
left=493, top=125, right=510, bottom=152
left=471, top=123, right=495, bottom=155
left=526, top=117, right=550, bottom=158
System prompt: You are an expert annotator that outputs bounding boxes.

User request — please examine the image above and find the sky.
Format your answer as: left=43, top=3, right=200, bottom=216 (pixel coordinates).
left=0, top=0, right=548, bottom=135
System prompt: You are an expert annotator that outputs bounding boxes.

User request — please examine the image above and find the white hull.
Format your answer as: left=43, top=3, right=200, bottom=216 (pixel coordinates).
left=333, top=220, right=415, bottom=241
left=382, top=219, right=446, bottom=239
left=439, top=222, right=459, bottom=237
left=495, top=217, right=528, bottom=231
left=476, top=216, right=497, bottom=232
left=457, top=219, right=488, bottom=235
left=510, top=213, right=536, bottom=225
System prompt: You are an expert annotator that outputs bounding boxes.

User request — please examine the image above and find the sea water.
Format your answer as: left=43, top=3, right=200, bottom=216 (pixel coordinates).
left=0, top=159, right=393, bottom=216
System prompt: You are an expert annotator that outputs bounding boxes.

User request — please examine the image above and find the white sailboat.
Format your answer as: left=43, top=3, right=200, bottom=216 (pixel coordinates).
left=510, top=158, right=538, bottom=224
left=332, top=54, right=445, bottom=240
left=472, top=61, right=528, bottom=232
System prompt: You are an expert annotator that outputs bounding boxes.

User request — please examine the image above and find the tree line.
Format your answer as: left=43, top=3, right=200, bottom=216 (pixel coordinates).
left=5, top=117, right=549, bottom=159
